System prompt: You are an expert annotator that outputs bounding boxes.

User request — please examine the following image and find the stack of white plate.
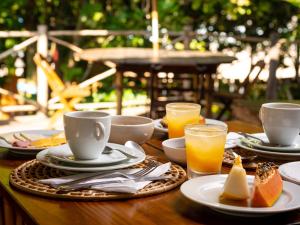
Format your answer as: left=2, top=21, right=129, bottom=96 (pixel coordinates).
left=237, top=133, right=300, bottom=160
left=36, top=143, right=146, bottom=172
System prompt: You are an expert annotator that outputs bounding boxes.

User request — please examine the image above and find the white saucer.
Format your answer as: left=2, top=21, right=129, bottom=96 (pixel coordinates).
left=181, top=175, right=300, bottom=217
left=0, top=130, right=64, bottom=154
left=237, top=140, right=300, bottom=160
left=279, top=162, right=300, bottom=185
left=36, top=143, right=146, bottom=172
left=241, top=133, right=300, bottom=152
left=46, top=144, right=128, bottom=166
left=154, top=118, right=227, bottom=134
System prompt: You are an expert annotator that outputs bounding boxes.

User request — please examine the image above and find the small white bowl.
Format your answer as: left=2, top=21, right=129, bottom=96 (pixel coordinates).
left=162, top=137, right=186, bottom=165
left=109, top=115, right=154, bottom=145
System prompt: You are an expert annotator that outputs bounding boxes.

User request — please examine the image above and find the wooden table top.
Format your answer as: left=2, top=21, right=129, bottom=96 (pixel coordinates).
left=77, top=47, right=236, bottom=66
left=0, top=121, right=299, bottom=225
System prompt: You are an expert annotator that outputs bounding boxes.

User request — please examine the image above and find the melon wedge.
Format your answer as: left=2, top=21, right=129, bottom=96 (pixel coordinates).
left=251, top=162, right=283, bottom=207
left=220, top=156, right=250, bottom=200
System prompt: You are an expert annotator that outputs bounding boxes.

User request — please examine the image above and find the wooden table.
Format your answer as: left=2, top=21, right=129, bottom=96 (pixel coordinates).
left=78, top=48, right=236, bottom=117
left=0, top=121, right=299, bottom=225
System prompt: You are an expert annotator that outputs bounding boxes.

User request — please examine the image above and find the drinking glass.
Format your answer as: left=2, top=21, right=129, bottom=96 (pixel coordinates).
left=184, top=124, right=227, bottom=179
left=166, top=103, right=201, bottom=138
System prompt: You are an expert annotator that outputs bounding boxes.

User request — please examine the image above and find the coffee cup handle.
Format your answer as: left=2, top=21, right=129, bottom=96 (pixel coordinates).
left=95, top=122, right=105, bottom=141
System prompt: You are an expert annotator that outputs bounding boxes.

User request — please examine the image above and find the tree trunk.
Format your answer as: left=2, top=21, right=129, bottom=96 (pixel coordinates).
left=266, top=32, right=280, bottom=100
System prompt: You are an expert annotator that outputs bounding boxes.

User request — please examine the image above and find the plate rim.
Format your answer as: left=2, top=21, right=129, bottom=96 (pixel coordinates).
left=180, top=174, right=300, bottom=215
left=154, top=118, right=227, bottom=133
left=241, top=134, right=300, bottom=152
left=36, top=143, right=146, bottom=172
left=237, top=140, right=300, bottom=158
left=279, top=162, right=300, bottom=185
left=47, top=144, right=128, bottom=165
left=0, top=129, right=64, bottom=151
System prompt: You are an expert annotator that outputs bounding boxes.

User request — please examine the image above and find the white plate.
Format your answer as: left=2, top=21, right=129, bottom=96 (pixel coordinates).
left=279, top=162, right=300, bottom=185
left=241, top=133, right=300, bottom=152
left=0, top=130, right=64, bottom=153
left=47, top=144, right=128, bottom=166
left=237, top=140, right=300, bottom=160
left=181, top=175, right=300, bottom=217
left=36, top=143, right=146, bottom=172
left=154, top=118, right=227, bottom=134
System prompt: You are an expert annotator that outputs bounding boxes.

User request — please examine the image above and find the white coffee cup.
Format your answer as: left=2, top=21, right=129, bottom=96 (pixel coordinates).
left=260, top=102, right=300, bottom=146
left=64, top=111, right=111, bottom=160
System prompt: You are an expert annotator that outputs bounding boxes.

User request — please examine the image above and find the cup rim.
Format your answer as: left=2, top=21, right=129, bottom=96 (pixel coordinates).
left=262, top=102, right=300, bottom=110
left=166, top=102, right=201, bottom=111
left=64, top=111, right=111, bottom=119
left=184, top=124, right=228, bottom=134
left=111, top=115, right=153, bottom=127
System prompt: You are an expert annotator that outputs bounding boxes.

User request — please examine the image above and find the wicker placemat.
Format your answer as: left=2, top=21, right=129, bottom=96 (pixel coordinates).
left=10, top=158, right=186, bottom=200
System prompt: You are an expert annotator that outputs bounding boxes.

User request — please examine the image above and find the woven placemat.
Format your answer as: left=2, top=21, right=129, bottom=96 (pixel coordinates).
left=10, top=158, right=186, bottom=200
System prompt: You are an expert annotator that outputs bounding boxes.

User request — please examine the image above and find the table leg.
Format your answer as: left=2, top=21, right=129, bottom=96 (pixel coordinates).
left=3, top=198, right=14, bottom=225
left=115, top=70, right=123, bottom=115
left=149, top=73, right=156, bottom=118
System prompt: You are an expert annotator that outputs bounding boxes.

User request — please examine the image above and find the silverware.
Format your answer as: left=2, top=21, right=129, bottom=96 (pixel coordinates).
left=103, top=146, right=138, bottom=159
left=231, top=150, right=257, bottom=162
left=125, top=141, right=145, bottom=154
left=52, top=159, right=159, bottom=189
left=0, top=135, right=12, bottom=145
left=238, top=132, right=290, bottom=147
left=56, top=175, right=172, bottom=194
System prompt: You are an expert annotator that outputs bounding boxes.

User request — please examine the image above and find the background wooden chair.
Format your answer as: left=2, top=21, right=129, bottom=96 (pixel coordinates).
left=33, top=53, right=90, bottom=124
left=212, top=60, right=265, bottom=120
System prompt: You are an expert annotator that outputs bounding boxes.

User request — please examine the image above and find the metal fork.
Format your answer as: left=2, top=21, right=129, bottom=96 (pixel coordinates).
left=52, top=159, right=159, bottom=189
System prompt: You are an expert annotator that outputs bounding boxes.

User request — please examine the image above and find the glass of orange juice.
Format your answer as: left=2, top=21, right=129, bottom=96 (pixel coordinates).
left=166, top=103, right=201, bottom=138
left=184, top=124, right=227, bottom=179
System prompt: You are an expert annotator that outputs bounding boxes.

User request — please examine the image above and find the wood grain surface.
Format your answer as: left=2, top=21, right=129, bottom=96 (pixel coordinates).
left=0, top=121, right=299, bottom=225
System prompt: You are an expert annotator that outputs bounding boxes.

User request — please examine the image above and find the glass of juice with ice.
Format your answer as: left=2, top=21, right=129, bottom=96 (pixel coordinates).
left=166, top=103, right=201, bottom=138
left=184, top=124, right=227, bottom=179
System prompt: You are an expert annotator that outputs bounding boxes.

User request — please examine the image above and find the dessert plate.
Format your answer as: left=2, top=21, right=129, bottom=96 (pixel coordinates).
left=241, top=133, right=300, bottom=152
left=279, top=161, right=300, bottom=185
left=36, top=143, right=146, bottom=172
left=0, top=130, right=64, bottom=154
left=181, top=175, right=300, bottom=217
left=46, top=144, right=128, bottom=166
left=154, top=118, right=227, bottom=134
left=237, top=140, right=300, bottom=160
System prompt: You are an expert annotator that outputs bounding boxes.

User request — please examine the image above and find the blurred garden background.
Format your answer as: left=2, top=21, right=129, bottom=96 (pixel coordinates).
left=1, top=0, right=300, bottom=129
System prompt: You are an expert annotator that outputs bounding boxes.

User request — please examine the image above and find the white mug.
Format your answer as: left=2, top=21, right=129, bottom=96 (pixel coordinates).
left=64, top=111, right=111, bottom=160
left=260, top=102, right=300, bottom=146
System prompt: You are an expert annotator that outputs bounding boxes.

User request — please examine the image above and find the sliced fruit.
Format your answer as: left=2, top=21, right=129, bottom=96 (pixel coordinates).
left=220, top=156, right=250, bottom=200
left=251, top=162, right=283, bottom=207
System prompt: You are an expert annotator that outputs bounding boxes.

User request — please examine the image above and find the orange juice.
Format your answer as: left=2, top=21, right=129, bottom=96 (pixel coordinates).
left=185, top=124, right=227, bottom=178
left=166, top=103, right=201, bottom=138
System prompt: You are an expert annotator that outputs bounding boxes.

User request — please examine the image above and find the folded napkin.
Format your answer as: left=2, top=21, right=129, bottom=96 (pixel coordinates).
left=39, top=162, right=171, bottom=194
left=225, top=132, right=243, bottom=149
left=225, top=132, right=266, bottom=149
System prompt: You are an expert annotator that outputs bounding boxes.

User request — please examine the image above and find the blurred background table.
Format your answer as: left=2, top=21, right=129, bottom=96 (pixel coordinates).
left=78, top=48, right=235, bottom=118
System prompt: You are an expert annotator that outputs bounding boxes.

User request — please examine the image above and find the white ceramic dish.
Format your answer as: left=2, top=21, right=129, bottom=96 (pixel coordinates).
left=36, top=143, right=146, bottom=172
left=279, top=161, right=300, bottom=185
left=237, top=140, right=300, bottom=160
left=241, top=133, right=300, bottom=152
left=0, top=130, right=63, bottom=153
left=162, top=133, right=236, bottom=165
left=154, top=118, right=227, bottom=134
left=181, top=175, right=300, bottom=217
left=162, top=138, right=186, bottom=165
left=109, top=115, right=154, bottom=145
left=47, top=144, right=128, bottom=166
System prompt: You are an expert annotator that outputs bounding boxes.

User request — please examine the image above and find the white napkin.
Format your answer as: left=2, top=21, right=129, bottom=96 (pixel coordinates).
left=39, top=162, right=171, bottom=194
left=225, top=132, right=243, bottom=149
